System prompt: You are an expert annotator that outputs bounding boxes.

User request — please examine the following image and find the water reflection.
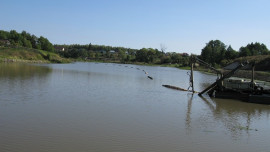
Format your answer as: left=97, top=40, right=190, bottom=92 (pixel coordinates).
left=185, top=93, right=193, bottom=132
left=0, top=63, right=51, bottom=79
left=0, top=63, right=52, bottom=105
left=1, top=62, right=270, bottom=152
left=189, top=94, right=270, bottom=139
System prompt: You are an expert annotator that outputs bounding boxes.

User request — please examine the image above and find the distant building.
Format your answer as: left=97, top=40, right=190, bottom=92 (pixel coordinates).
left=109, top=50, right=116, bottom=54
left=54, top=46, right=65, bottom=51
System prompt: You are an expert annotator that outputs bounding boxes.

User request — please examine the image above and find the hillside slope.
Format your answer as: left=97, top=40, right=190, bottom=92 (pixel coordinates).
left=224, top=55, right=270, bottom=82
left=233, top=55, right=270, bottom=71
left=0, top=47, right=70, bottom=63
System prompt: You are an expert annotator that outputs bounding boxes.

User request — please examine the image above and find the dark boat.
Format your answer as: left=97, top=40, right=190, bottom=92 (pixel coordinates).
left=214, top=91, right=270, bottom=104
left=188, top=56, right=270, bottom=104
left=213, top=78, right=270, bottom=104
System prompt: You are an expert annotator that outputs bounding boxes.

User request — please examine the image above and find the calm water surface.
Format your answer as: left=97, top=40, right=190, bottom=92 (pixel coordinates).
left=0, top=62, right=270, bottom=152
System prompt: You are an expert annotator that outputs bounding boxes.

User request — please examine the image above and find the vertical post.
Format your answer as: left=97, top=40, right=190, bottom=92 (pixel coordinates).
left=251, top=63, right=255, bottom=90
left=191, top=63, right=194, bottom=93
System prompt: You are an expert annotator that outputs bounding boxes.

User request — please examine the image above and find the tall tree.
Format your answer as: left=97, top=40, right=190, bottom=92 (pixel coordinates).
left=30, top=35, right=40, bottom=49
left=170, top=53, right=183, bottom=64
left=38, top=36, right=54, bottom=52
left=22, top=38, right=32, bottom=48
left=0, top=30, right=9, bottom=39
left=225, top=45, right=238, bottom=60
left=200, top=40, right=226, bottom=65
left=239, top=42, right=269, bottom=57
left=9, top=30, right=23, bottom=45
left=136, top=48, right=148, bottom=62
left=88, top=43, right=92, bottom=50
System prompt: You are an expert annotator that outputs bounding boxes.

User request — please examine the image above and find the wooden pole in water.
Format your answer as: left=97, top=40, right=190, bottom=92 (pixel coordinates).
left=251, top=63, right=255, bottom=90
left=191, top=63, right=194, bottom=93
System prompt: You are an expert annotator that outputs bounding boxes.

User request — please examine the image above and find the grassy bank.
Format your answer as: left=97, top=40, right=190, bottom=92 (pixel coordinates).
left=226, top=70, right=270, bottom=82
left=4, top=46, right=268, bottom=82
left=191, top=67, right=270, bottom=82
left=233, top=55, right=270, bottom=71
left=0, top=47, right=70, bottom=63
left=223, top=55, right=270, bottom=82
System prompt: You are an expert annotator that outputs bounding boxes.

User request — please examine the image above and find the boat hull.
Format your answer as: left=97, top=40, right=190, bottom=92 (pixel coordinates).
left=214, top=91, right=270, bottom=104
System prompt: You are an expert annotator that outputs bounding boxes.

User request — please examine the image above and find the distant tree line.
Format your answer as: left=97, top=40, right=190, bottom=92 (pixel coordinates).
left=1, top=30, right=269, bottom=67
left=54, top=43, right=190, bottom=66
left=200, top=40, right=270, bottom=67
left=55, top=43, right=138, bottom=62
left=0, top=30, right=54, bottom=52
left=54, top=40, right=270, bottom=67
left=134, top=48, right=189, bottom=66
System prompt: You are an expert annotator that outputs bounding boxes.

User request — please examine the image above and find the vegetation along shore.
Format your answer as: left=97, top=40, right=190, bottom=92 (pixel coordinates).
left=1, top=29, right=270, bottom=81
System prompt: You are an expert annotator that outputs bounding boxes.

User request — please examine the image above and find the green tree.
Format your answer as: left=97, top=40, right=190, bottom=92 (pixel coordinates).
left=200, top=40, right=226, bottom=65
left=239, top=42, right=269, bottom=57
left=147, top=48, right=157, bottom=63
left=79, top=49, right=88, bottom=58
left=30, top=35, right=39, bottom=49
left=160, top=55, right=171, bottom=64
left=171, top=53, right=183, bottom=64
left=225, top=45, right=238, bottom=60
left=9, top=30, right=23, bottom=46
left=136, top=48, right=148, bottom=62
left=0, top=30, right=9, bottom=39
left=89, top=51, right=96, bottom=58
left=118, top=49, right=127, bottom=62
left=239, top=47, right=251, bottom=57
left=21, top=31, right=32, bottom=40
left=22, top=38, right=32, bottom=48
left=88, top=43, right=92, bottom=50
left=38, top=36, right=54, bottom=52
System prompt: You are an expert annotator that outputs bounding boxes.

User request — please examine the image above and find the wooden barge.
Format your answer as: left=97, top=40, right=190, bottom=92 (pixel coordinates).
left=189, top=57, right=270, bottom=104
left=214, top=87, right=270, bottom=104
left=213, top=78, right=270, bottom=104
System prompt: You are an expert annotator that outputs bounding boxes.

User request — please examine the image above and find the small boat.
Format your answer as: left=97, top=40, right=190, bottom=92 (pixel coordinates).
left=147, top=76, right=153, bottom=80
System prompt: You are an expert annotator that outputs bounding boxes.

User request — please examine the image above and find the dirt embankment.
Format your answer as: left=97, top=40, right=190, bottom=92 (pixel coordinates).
left=0, top=47, right=70, bottom=63
left=228, top=70, right=270, bottom=82
left=233, top=55, right=270, bottom=71
left=231, top=55, right=270, bottom=82
left=194, top=55, right=270, bottom=82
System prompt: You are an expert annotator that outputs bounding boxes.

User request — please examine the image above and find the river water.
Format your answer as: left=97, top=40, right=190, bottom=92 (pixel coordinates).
left=0, top=62, right=270, bottom=152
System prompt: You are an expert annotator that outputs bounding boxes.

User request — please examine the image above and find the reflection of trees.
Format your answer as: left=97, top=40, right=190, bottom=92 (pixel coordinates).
left=200, top=96, right=270, bottom=139
left=185, top=94, right=270, bottom=139
left=0, top=63, right=51, bottom=79
left=0, top=63, right=52, bottom=100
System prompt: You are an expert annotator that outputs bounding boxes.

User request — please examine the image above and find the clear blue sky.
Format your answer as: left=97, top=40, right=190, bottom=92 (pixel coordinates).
left=1, top=0, right=270, bottom=54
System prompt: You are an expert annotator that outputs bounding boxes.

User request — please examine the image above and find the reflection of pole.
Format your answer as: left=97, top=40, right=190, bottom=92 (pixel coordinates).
left=185, top=94, right=193, bottom=131
left=191, top=63, right=194, bottom=93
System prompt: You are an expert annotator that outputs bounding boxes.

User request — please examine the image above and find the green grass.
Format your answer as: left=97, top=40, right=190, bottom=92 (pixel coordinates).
left=232, top=55, right=270, bottom=71
left=0, top=47, right=70, bottom=63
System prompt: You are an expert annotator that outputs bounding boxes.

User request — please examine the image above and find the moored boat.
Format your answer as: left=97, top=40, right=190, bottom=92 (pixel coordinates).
left=214, top=78, right=270, bottom=104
